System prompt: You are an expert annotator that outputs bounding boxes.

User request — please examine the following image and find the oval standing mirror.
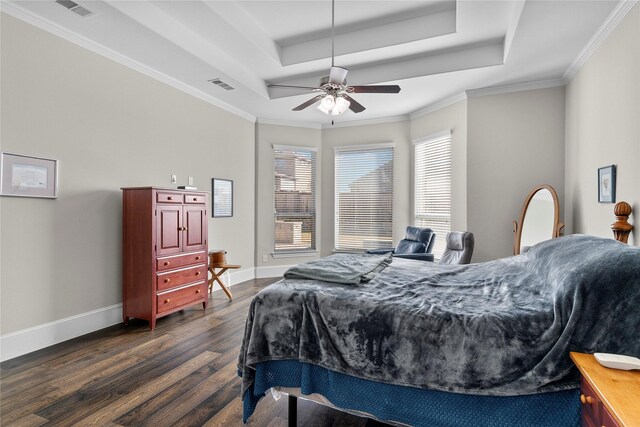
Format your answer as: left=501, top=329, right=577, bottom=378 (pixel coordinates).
left=513, top=184, right=564, bottom=255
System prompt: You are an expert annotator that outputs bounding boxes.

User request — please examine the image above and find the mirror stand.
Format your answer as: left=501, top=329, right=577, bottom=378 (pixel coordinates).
left=513, top=184, right=564, bottom=255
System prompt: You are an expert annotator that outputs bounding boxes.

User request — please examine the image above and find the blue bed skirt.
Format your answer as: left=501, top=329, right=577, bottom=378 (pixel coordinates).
left=242, top=360, right=581, bottom=426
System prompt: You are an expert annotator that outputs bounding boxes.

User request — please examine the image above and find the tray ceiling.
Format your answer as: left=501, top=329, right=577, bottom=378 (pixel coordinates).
left=2, top=0, right=621, bottom=125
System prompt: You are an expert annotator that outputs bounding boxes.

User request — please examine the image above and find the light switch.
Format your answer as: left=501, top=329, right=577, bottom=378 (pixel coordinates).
left=171, top=174, right=177, bottom=184
left=262, top=255, right=268, bottom=263
left=188, top=176, right=194, bottom=186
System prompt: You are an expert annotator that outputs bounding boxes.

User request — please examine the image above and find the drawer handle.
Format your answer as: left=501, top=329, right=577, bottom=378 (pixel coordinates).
left=580, top=394, right=593, bottom=405
left=196, top=289, right=201, bottom=294
left=164, top=261, right=170, bottom=266
left=193, top=197, right=198, bottom=201
left=164, top=278, right=170, bottom=283
left=164, top=299, right=171, bottom=303
left=195, top=256, right=200, bottom=260
left=167, top=196, right=173, bottom=200
left=195, top=271, right=200, bottom=276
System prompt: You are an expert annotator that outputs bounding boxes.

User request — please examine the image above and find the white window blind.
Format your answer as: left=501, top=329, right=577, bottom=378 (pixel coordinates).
left=335, top=146, right=394, bottom=251
left=274, top=147, right=316, bottom=252
left=415, top=132, right=452, bottom=259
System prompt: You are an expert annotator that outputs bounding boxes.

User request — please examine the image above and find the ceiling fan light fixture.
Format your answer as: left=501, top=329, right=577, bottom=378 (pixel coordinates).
left=317, top=103, right=331, bottom=114
left=331, top=96, right=350, bottom=116
left=320, top=94, right=336, bottom=110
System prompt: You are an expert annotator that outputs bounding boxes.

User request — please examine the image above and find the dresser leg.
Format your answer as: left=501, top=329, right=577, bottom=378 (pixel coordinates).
left=150, top=318, right=156, bottom=330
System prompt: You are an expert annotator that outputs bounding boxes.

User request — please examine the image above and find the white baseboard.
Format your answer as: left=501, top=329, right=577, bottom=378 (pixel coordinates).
left=255, top=264, right=294, bottom=278
left=0, top=267, right=266, bottom=362
left=209, top=267, right=256, bottom=294
left=0, top=303, right=123, bottom=362
left=0, top=266, right=287, bottom=362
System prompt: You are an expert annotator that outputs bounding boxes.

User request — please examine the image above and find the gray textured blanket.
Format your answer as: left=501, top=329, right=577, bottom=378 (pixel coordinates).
left=284, top=253, right=393, bottom=285
left=239, top=235, right=640, bottom=398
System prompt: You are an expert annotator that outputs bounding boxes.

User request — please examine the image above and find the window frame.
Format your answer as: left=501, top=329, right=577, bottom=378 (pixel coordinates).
left=413, top=130, right=452, bottom=260
left=272, top=144, right=319, bottom=255
left=333, top=143, right=395, bottom=253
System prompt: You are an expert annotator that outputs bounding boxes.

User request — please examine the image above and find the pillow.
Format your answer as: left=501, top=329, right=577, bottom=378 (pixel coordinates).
left=395, top=239, right=426, bottom=254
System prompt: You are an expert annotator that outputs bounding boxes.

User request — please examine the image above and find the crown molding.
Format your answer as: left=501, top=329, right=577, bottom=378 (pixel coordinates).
left=466, top=79, right=565, bottom=98
left=256, top=118, right=321, bottom=130
left=562, top=0, right=638, bottom=83
left=409, top=92, right=467, bottom=119
left=321, top=115, right=409, bottom=130
left=0, top=3, right=257, bottom=123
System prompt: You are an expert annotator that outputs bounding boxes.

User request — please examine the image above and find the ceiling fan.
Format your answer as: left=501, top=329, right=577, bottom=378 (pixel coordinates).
left=268, top=0, right=401, bottom=116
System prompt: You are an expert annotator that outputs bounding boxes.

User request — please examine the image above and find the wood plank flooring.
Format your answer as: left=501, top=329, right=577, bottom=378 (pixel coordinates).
left=0, top=278, right=383, bottom=427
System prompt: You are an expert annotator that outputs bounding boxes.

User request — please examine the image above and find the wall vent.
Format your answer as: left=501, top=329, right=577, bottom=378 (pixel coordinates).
left=55, top=0, right=94, bottom=17
left=208, top=78, right=235, bottom=91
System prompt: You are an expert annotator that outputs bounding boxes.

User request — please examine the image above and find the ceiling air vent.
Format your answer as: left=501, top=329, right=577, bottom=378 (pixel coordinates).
left=208, top=78, right=235, bottom=91
left=55, top=0, right=94, bottom=17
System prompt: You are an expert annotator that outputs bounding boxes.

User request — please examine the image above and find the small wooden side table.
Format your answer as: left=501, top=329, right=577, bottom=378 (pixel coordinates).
left=207, top=250, right=240, bottom=300
left=570, top=352, right=640, bottom=426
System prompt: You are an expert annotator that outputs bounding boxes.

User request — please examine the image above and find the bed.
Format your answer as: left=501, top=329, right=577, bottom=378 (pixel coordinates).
left=238, top=235, right=640, bottom=426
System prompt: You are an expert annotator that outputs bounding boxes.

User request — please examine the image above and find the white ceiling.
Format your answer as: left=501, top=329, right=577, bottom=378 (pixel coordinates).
left=3, top=0, right=620, bottom=126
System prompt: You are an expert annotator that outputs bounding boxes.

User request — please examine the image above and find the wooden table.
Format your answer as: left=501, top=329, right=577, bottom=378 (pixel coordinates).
left=570, top=352, right=640, bottom=426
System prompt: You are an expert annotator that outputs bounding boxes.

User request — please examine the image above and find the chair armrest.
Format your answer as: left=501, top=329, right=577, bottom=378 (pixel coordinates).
left=366, top=248, right=395, bottom=255
left=393, top=253, right=435, bottom=262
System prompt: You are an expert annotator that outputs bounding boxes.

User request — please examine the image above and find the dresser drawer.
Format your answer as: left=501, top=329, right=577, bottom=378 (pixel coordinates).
left=580, top=377, right=601, bottom=425
left=156, top=191, right=181, bottom=204
left=156, top=251, right=206, bottom=272
left=601, top=407, right=621, bottom=427
left=184, top=193, right=206, bottom=204
left=157, top=265, right=206, bottom=292
left=157, top=282, right=207, bottom=314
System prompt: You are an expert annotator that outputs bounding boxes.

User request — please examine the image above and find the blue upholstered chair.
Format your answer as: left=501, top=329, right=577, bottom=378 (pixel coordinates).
left=367, top=226, right=435, bottom=262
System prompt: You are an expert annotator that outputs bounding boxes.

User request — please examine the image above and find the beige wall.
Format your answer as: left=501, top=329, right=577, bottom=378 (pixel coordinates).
left=4, top=2, right=637, bottom=341
left=0, top=14, right=255, bottom=334
left=565, top=4, right=639, bottom=245
left=321, top=120, right=411, bottom=256
left=255, top=123, right=322, bottom=268
left=467, top=87, right=566, bottom=261
left=410, top=100, right=468, bottom=233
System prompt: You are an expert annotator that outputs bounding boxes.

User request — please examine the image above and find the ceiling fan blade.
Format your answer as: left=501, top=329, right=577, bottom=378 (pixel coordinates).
left=292, top=95, right=325, bottom=111
left=349, top=85, right=401, bottom=94
left=329, top=66, right=349, bottom=85
left=268, top=84, right=323, bottom=91
left=343, top=94, right=365, bottom=113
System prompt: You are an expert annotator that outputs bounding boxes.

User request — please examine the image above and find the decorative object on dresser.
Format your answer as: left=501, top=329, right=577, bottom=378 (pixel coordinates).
left=207, top=249, right=240, bottom=300
left=598, top=165, right=616, bottom=203
left=513, top=184, right=564, bottom=255
left=570, top=352, right=640, bottom=427
left=122, top=187, right=209, bottom=330
left=611, top=201, right=633, bottom=244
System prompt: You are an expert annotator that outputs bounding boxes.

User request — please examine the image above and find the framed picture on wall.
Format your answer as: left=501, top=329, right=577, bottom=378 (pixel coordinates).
left=212, top=178, right=233, bottom=217
left=0, top=152, right=58, bottom=198
left=597, top=165, right=616, bottom=203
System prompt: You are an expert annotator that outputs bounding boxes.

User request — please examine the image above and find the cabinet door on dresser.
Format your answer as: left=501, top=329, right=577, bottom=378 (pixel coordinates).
left=157, top=205, right=183, bottom=256
left=183, top=205, right=207, bottom=252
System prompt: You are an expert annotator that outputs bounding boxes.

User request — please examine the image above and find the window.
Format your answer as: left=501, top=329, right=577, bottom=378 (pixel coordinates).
left=414, top=131, right=452, bottom=259
left=335, top=145, right=394, bottom=251
left=274, top=146, right=317, bottom=252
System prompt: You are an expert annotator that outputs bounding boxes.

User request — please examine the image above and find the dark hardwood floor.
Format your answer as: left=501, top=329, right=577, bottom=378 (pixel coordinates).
left=0, top=278, right=382, bottom=427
